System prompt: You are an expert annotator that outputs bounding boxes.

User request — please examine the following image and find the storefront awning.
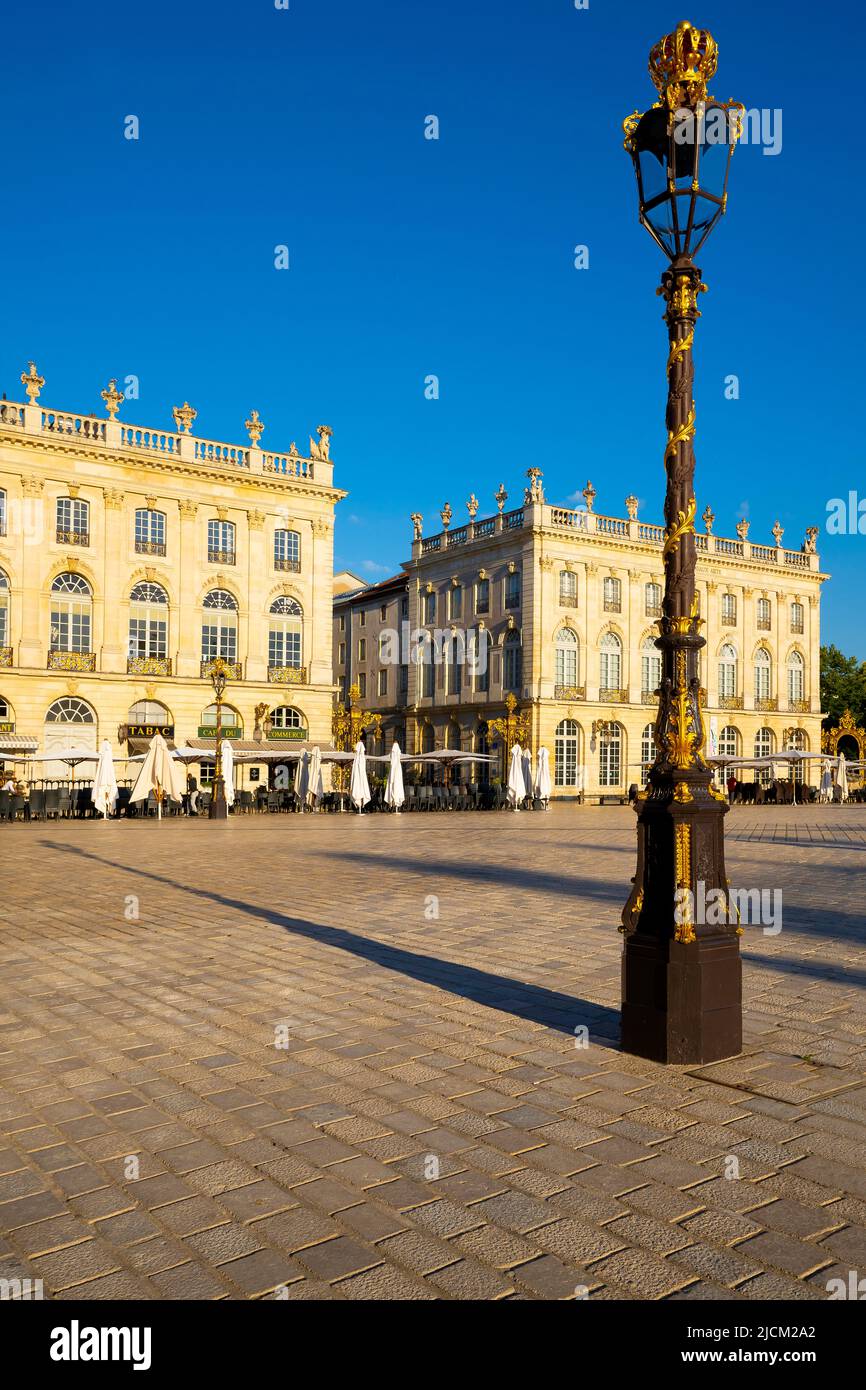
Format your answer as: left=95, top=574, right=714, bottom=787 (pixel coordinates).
left=0, top=734, right=39, bottom=755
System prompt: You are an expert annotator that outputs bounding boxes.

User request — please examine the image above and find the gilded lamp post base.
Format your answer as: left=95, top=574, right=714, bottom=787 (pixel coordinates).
left=621, top=781, right=742, bottom=1065
left=208, top=775, right=228, bottom=820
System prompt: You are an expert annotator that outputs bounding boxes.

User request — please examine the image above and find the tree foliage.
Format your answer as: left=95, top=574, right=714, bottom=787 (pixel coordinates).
left=821, top=645, right=866, bottom=727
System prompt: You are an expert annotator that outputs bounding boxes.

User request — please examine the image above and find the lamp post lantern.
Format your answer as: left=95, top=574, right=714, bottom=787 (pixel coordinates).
left=619, top=22, right=744, bottom=1063
left=208, top=657, right=229, bottom=820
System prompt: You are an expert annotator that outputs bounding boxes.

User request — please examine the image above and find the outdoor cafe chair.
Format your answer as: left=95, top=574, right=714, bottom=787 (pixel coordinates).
left=58, top=791, right=72, bottom=818
left=0, top=790, right=10, bottom=822
left=29, top=789, right=45, bottom=820
left=44, top=788, right=60, bottom=819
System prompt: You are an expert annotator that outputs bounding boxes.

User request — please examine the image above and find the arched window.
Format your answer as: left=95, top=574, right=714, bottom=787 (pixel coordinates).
left=201, top=589, right=238, bottom=662
left=274, top=529, right=301, bottom=572
left=555, top=719, right=579, bottom=787
left=421, top=723, right=435, bottom=753
left=559, top=570, right=577, bottom=607
left=790, top=601, right=804, bottom=634
left=754, top=726, right=774, bottom=785
left=754, top=647, right=772, bottom=702
left=787, top=650, right=805, bottom=704
left=641, top=723, right=656, bottom=777
left=718, top=643, right=738, bottom=700
left=134, top=507, right=166, bottom=556
left=0, top=569, right=8, bottom=651
left=503, top=631, right=522, bottom=691
left=599, top=722, right=622, bottom=787
left=268, top=596, right=302, bottom=671
left=127, top=699, right=172, bottom=728
left=56, top=496, right=89, bottom=545
left=600, top=632, right=622, bottom=693
left=50, top=573, right=92, bottom=653
left=640, top=635, right=661, bottom=698
left=0, top=694, right=11, bottom=723
left=645, top=581, right=662, bottom=617
left=785, top=727, right=807, bottom=783
left=128, top=582, right=168, bottom=660
left=555, top=628, right=578, bottom=688
left=207, top=518, right=236, bottom=564
left=45, top=697, right=95, bottom=724
left=200, top=703, right=242, bottom=736
left=718, top=726, right=739, bottom=759
left=445, top=720, right=461, bottom=750
left=270, top=706, right=304, bottom=730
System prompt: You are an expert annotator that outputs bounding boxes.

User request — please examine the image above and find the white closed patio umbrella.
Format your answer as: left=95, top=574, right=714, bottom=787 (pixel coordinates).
left=385, top=741, right=405, bottom=810
left=92, top=739, right=118, bottom=819
left=307, top=745, right=323, bottom=809
left=349, top=740, right=371, bottom=811
left=294, top=749, right=310, bottom=808
left=820, top=759, right=833, bottom=803
left=507, top=743, right=525, bottom=810
left=838, top=753, right=849, bottom=803
left=221, top=739, right=235, bottom=808
left=129, top=732, right=185, bottom=818
left=535, top=745, right=552, bottom=808
left=522, top=747, right=535, bottom=803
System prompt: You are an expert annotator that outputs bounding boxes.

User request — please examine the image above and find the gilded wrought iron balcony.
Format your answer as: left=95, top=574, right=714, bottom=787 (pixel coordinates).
left=599, top=687, right=628, bottom=702
left=791, top=621, right=804, bottom=635
left=603, top=598, right=622, bottom=613
left=127, top=656, right=172, bottom=676
left=48, top=649, right=96, bottom=672
left=268, top=665, right=306, bottom=684
left=274, top=557, right=301, bottom=573
left=559, top=594, right=579, bottom=608
left=135, top=540, right=167, bottom=556
left=201, top=658, right=242, bottom=680
left=0, top=646, right=12, bottom=667
left=719, top=695, right=744, bottom=710
left=641, top=688, right=659, bottom=703
left=756, top=618, right=771, bottom=631
left=721, top=614, right=737, bottom=626
left=755, top=697, right=778, bottom=711
left=555, top=684, right=586, bottom=701
left=207, top=548, right=236, bottom=565
left=56, top=529, right=89, bottom=546
left=645, top=603, right=662, bottom=618
left=788, top=698, right=810, bottom=713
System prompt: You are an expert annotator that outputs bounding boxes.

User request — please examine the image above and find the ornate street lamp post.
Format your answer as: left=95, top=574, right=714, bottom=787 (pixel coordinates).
left=620, top=22, right=744, bottom=1063
left=208, top=657, right=229, bottom=820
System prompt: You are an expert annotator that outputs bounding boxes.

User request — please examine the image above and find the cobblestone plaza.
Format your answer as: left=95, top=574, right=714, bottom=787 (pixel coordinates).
left=1, top=806, right=864, bottom=1301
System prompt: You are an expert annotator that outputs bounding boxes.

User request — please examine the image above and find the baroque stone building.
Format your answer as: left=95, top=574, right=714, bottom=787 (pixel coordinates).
left=333, top=474, right=826, bottom=799
left=0, top=364, right=343, bottom=776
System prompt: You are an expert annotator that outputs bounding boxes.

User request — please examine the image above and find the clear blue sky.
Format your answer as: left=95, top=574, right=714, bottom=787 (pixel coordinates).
left=2, top=0, right=864, bottom=655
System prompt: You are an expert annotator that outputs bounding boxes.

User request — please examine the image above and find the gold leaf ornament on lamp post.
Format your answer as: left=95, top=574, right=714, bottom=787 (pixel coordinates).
left=208, top=656, right=230, bottom=819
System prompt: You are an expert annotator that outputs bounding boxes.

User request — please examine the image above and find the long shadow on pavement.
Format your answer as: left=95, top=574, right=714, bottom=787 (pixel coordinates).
left=39, top=841, right=621, bottom=1045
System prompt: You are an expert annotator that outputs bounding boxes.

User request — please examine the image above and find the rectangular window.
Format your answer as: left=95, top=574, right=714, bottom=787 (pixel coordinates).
left=340, top=614, right=346, bottom=632
left=135, top=509, right=166, bottom=555
left=505, top=571, right=521, bottom=610
left=791, top=602, right=804, bottom=634
left=359, top=610, right=366, bottom=626
left=476, top=578, right=489, bottom=614
left=56, top=497, right=89, bottom=545
left=722, top=593, right=737, bottom=625
left=338, top=642, right=346, bottom=665
left=274, top=529, right=301, bottom=571
left=645, top=582, right=662, bottom=617
left=380, top=604, right=387, bottom=621
left=399, top=664, right=408, bottom=694
left=422, top=661, right=434, bottom=698
left=269, top=628, right=300, bottom=668
left=357, top=672, right=367, bottom=699
left=450, top=585, right=463, bottom=620
left=358, top=637, right=366, bottom=661
left=208, top=519, right=235, bottom=564
left=603, top=577, right=621, bottom=613
left=757, top=598, right=771, bottom=631
left=377, top=669, right=388, bottom=697
left=423, top=591, right=436, bottom=623
left=400, top=596, right=409, bottom=620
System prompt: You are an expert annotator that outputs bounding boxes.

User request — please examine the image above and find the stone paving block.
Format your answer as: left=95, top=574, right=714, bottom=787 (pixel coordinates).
left=428, top=1259, right=514, bottom=1300
left=294, top=1235, right=381, bottom=1282
left=735, top=1230, right=835, bottom=1278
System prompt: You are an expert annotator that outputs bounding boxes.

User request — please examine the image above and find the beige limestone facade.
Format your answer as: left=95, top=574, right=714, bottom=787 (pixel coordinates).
left=333, top=477, right=827, bottom=799
left=0, top=368, right=343, bottom=775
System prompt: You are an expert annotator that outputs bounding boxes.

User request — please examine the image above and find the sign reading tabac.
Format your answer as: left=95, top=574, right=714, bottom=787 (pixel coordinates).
left=127, top=723, right=175, bottom=740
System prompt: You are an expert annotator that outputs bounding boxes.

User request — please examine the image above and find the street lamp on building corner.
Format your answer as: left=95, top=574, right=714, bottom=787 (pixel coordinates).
left=619, top=21, right=744, bottom=1064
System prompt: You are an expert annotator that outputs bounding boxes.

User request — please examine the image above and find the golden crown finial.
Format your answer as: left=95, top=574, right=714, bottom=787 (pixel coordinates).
left=649, top=20, right=718, bottom=109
